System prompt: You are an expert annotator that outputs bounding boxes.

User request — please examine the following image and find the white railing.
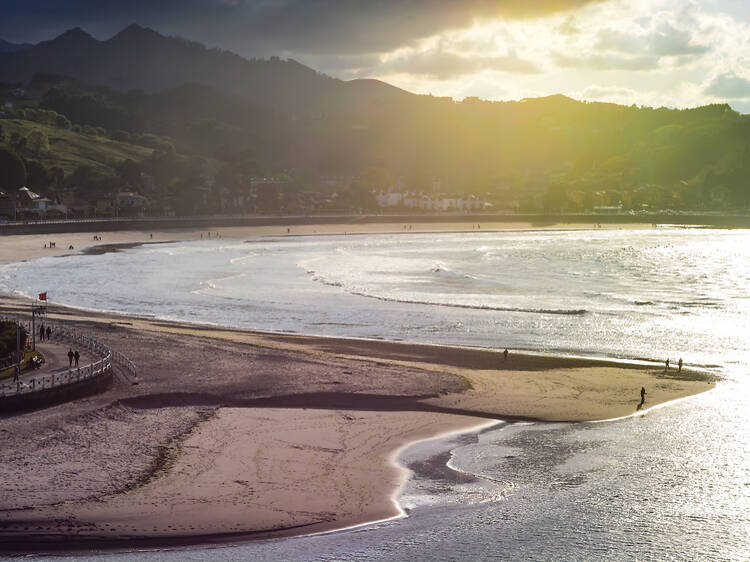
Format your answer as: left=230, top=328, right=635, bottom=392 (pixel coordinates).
left=0, top=315, right=137, bottom=398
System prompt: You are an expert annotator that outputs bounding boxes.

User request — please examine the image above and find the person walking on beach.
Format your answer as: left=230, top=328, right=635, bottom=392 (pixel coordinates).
left=640, top=387, right=646, bottom=402
left=504, top=349, right=509, bottom=361
left=68, top=348, right=74, bottom=367
left=678, top=358, right=683, bottom=372
left=74, top=350, right=80, bottom=367
left=665, top=358, right=670, bottom=371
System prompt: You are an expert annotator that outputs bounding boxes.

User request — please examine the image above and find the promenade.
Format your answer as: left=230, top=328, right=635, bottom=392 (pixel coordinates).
left=11, top=339, right=94, bottom=388
left=0, top=316, right=135, bottom=406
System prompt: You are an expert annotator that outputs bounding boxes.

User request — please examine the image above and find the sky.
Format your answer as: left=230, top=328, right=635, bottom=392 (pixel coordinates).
left=3, top=0, right=750, bottom=112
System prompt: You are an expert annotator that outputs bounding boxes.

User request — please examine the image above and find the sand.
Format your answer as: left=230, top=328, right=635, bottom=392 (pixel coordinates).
left=0, top=222, right=716, bottom=552
left=0, top=220, right=652, bottom=265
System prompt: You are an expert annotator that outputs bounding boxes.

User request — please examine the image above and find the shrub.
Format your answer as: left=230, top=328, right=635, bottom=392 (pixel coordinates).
left=0, top=321, right=26, bottom=359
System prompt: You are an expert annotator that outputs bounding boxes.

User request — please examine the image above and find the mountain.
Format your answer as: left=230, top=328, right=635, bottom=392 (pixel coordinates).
left=0, top=38, right=32, bottom=54
left=0, top=24, right=412, bottom=116
left=3, top=25, right=750, bottom=213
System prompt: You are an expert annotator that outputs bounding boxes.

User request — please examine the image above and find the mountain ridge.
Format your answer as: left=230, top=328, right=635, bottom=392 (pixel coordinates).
left=0, top=25, right=412, bottom=117
left=0, top=38, right=33, bottom=54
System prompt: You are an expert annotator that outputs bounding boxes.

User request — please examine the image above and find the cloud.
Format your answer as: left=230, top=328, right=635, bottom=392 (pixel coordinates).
left=556, top=16, right=582, bottom=35
left=595, top=22, right=709, bottom=58
left=381, top=48, right=540, bottom=79
left=0, top=0, right=606, bottom=55
left=554, top=53, right=660, bottom=71
left=554, top=18, right=710, bottom=73
left=704, top=73, right=750, bottom=100
left=579, top=84, right=640, bottom=104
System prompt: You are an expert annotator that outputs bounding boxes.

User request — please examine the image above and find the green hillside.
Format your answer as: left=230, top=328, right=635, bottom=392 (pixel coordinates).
left=2, top=23, right=750, bottom=216
left=0, top=118, right=153, bottom=176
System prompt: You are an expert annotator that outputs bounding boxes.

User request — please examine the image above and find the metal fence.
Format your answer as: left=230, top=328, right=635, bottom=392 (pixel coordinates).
left=0, top=316, right=137, bottom=398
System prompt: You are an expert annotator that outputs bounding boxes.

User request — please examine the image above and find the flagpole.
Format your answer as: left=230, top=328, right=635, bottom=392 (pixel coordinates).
left=31, top=293, right=47, bottom=352
left=16, top=322, right=21, bottom=382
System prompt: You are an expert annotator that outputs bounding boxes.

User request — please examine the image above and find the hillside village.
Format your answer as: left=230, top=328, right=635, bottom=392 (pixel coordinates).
left=0, top=174, right=495, bottom=220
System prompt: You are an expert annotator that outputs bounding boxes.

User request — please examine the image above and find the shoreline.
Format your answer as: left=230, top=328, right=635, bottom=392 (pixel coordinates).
left=0, top=219, right=665, bottom=267
left=0, top=224, right=718, bottom=553
left=2, top=210, right=750, bottom=238
left=0, top=295, right=717, bottom=553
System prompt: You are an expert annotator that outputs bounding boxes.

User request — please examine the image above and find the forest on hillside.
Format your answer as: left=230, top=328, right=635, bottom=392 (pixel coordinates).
left=2, top=70, right=750, bottom=215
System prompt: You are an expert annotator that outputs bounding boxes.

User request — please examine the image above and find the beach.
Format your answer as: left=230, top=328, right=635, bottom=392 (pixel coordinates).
left=0, top=219, right=654, bottom=265
left=0, top=222, right=716, bottom=552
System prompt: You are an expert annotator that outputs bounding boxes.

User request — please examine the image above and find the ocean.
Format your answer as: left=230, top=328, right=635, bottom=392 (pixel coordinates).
left=1, top=227, right=748, bottom=560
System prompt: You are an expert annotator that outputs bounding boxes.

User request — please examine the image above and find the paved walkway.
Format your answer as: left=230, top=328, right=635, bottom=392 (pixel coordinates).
left=7, top=340, right=94, bottom=386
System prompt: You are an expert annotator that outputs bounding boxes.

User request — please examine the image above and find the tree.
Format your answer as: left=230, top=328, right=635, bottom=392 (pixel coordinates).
left=54, top=113, right=72, bottom=130
left=0, top=321, right=26, bottom=360
left=25, top=160, right=52, bottom=190
left=26, top=130, right=50, bottom=156
left=360, top=167, right=391, bottom=191
left=255, top=183, right=280, bottom=212
left=0, top=148, right=26, bottom=189
left=117, top=159, right=142, bottom=188
left=49, top=166, right=64, bottom=189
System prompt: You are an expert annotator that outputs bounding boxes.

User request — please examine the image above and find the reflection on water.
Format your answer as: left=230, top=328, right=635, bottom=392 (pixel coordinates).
left=3, top=228, right=749, bottom=560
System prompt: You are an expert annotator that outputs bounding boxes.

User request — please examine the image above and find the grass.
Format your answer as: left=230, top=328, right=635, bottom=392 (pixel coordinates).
left=0, top=118, right=153, bottom=175
left=0, top=349, right=45, bottom=381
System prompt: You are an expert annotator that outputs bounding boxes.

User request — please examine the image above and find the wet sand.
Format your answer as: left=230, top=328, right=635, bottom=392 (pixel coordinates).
left=0, top=223, right=715, bottom=552
left=0, top=220, right=653, bottom=265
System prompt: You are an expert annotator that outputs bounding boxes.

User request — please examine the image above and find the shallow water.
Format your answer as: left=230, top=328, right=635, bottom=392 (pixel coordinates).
left=2, top=228, right=749, bottom=560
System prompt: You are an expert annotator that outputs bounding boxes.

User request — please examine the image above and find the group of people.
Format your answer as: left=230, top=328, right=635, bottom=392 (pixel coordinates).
left=36, top=324, right=84, bottom=367
left=67, top=348, right=81, bottom=368
left=665, top=357, right=684, bottom=372
left=639, top=357, right=686, bottom=410
left=38, top=324, right=51, bottom=341
left=44, top=241, right=57, bottom=248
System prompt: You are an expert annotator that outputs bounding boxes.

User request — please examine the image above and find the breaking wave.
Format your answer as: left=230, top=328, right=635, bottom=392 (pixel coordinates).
left=304, top=268, right=587, bottom=315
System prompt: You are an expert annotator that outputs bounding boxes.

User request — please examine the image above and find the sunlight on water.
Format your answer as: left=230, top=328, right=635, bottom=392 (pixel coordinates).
left=3, top=227, right=749, bottom=560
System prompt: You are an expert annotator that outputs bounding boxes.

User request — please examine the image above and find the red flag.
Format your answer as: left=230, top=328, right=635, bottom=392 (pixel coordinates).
left=38, top=292, right=47, bottom=301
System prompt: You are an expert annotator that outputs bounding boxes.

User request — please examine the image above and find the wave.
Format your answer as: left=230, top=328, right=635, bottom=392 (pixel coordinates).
left=307, top=271, right=343, bottom=288
left=229, top=253, right=259, bottom=265
left=304, top=269, right=586, bottom=315
left=190, top=272, right=248, bottom=295
left=355, top=294, right=589, bottom=316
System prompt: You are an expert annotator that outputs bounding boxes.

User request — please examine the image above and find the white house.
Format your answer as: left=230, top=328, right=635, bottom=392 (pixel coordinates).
left=375, top=190, right=403, bottom=207
left=16, top=187, right=68, bottom=217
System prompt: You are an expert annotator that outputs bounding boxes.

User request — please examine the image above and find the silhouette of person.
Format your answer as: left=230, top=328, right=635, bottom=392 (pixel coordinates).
left=74, top=350, right=80, bottom=367
left=68, top=348, right=74, bottom=367
left=665, top=358, right=670, bottom=371
left=46, top=326, right=51, bottom=340
left=503, top=349, right=509, bottom=361
left=678, top=358, right=683, bottom=372
left=640, top=387, right=646, bottom=401
left=39, top=324, right=45, bottom=342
